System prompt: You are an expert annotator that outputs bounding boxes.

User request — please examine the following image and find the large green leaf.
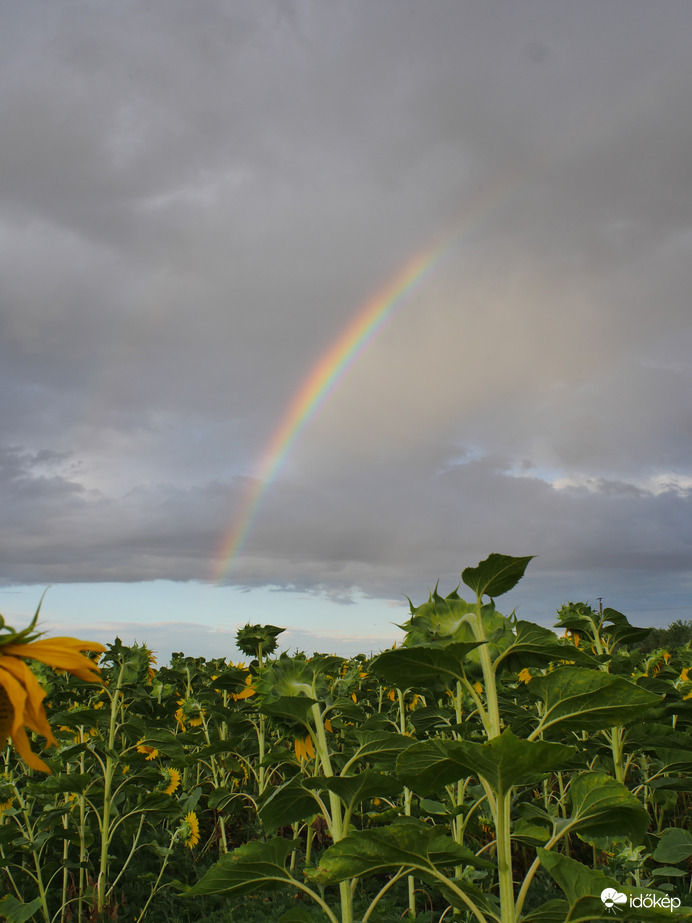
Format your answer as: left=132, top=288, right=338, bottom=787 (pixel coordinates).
left=369, top=642, right=483, bottom=689
left=652, top=748, right=692, bottom=772
left=349, top=730, right=416, bottom=769
left=461, top=553, right=534, bottom=599
left=512, top=818, right=551, bottom=846
left=653, top=827, right=692, bottom=863
left=624, top=724, right=687, bottom=753
left=523, top=895, right=685, bottom=923
left=28, top=772, right=93, bottom=795
left=184, top=837, right=298, bottom=896
left=537, top=850, right=691, bottom=922
left=0, top=895, right=44, bottom=923
left=397, top=729, right=576, bottom=797
left=258, top=777, right=322, bottom=833
left=566, top=772, right=649, bottom=845
left=259, top=769, right=406, bottom=831
left=278, top=911, right=318, bottom=923
left=647, top=776, right=692, bottom=792
left=306, top=820, right=497, bottom=920
left=530, top=668, right=660, bottom=735
left=306, top=770, right=404, bottom=816
left=257, top=695, right=317, bottom=727
left=493, top=621, right=595, bottom=674
left=601, top=608, right=653, bottom=647
left=208, top=787, right=246, bottom=813
left=408, top=705, right=456, bottom=737
left=305, top=819, right=492, bottom=885
left=520, top=898, right=570, bottom=923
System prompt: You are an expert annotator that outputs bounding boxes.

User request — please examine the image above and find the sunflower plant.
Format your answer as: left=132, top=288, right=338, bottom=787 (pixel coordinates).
left=184, top=555, right=692, bottom=923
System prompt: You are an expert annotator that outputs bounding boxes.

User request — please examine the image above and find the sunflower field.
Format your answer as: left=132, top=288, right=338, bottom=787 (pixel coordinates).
left=1, top=554, right=691, bottom=923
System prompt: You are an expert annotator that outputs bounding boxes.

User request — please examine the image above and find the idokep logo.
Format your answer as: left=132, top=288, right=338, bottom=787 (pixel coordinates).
left=601, top=888, right=627, bottom=912
left=600, top=886, right=682, bottom=913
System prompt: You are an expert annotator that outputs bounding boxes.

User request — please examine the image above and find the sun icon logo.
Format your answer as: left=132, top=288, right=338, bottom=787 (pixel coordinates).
left=601, top=888, right=627, bottom=912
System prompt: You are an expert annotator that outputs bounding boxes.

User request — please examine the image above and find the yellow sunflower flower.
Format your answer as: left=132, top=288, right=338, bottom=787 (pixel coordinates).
left=136, top=741, right=159, bottom=761
left=406, top=694, right=421, bottom=711
left=517, top=668, right=532, bottom=684
left=294, top=734, right=315, bottom=762
left=175, top=697, right=206, bottom=730
left=161, top=767, right=181, bottom=796
left=479, top=815, right=494, bottom=835
left=144, top=647, right=157, bottom=683
left=188, top=706, right=205, bottom=728
left=180, top=810, right=200, bottom=849
left=232, top=674, right=256, bottom=701
left=0, top=636, right=105, bottom=773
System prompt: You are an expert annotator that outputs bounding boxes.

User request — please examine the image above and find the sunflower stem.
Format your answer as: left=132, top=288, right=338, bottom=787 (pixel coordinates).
left=97, top=658, right=125, bottom=913
left=13, top=784, right=50, bottom=923
left=136, top=829, right=178, bottom=923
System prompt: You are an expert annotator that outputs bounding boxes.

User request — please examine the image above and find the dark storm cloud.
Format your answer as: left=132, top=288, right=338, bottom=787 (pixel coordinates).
left=2, top=0, right=692, bottom=618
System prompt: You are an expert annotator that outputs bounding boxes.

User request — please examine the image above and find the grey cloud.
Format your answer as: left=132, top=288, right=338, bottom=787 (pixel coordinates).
left=3, top=438, right=692, bottom=611
left=2, top=1, right=692, bottom=626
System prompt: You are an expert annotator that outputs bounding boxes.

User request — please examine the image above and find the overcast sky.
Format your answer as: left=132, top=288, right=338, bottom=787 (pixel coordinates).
left=2, top=0, right=692, bottom=663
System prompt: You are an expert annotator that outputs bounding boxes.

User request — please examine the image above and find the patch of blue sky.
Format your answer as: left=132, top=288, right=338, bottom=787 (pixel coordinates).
left=0, top=581, right=403, bottom=665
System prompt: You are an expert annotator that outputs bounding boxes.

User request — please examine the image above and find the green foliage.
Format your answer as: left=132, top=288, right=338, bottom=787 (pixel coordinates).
left=397, top=730, right=577, bottom=796
left=529, top=667, right=661, bottom=734
left=2, top=560, right=691, bottom=923
left=637, top=618, right=692, bottom=654
left=461, top=553, right=535, bottom=599
left=653, top=827, right=692, bottom=863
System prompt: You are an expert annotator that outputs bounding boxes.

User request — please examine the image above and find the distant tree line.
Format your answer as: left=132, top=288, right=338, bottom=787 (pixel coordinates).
left=635, top=618, right=692, bottom=654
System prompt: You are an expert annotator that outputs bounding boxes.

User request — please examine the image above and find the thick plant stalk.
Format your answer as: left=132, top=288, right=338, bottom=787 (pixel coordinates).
left=473, top=597, right=515, bottom=923
left=77, top=746, right=86, bottom=923
left=13, top=785, right=50, bottom=923
left=310, top=701, right=353, bottom=923
left=96, top=660, right=125, bottom=913
left=60, top=799, right=69, bottom=923
left=397, top=689, right=417, bottom=920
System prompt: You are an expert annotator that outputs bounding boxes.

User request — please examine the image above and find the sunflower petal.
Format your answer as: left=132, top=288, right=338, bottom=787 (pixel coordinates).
left=21, top=699, right=57, bottom=748
left=0, top=665, right=29, bottom=739
left=3, top=639, right=105, bottom=682
left=1, top=656, right=47, bottom=707
left=233, top=685, right=256, bottom=700
left=1, top=658, right=58, bottom=748
left=10, top=725, right=51, bottom=773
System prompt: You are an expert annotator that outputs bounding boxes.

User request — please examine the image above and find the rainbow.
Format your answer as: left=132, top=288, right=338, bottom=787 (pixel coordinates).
left=212, top=174, right=523, bottom=582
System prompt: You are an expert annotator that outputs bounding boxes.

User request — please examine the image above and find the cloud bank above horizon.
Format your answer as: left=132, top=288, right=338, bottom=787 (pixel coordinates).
left=2, top=1, right=692, bottom=620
